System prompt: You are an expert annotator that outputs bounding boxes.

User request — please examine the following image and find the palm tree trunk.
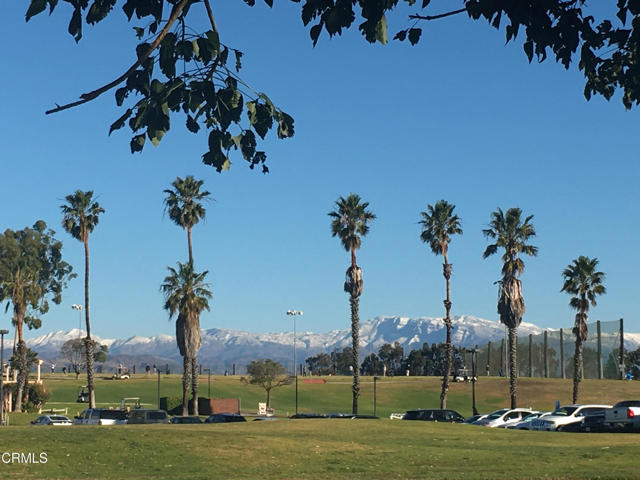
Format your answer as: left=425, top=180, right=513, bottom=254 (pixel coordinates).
left=182, top=355, right=191, bottom=416
left=349, top=295, right=360, bottom=415
left=573, top=338, right=583, bottom=404
left=266, top=388, right=271, bottom=408
left=440, top=261, right=453, bottom=409
left=14, top=303, right=26, bottom=413
left=191, top=358, right=199, bottom=415
left=187, top=228, right=193, bottom=264
left=84, top=237, right=96, bottom=408
left=14, top=341, right=26, bottom=413
left=508, top=327, right=518, bottom=408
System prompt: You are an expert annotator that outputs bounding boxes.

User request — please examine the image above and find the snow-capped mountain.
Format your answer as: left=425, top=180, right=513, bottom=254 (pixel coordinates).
left=15, top=315, right=640, bottom=373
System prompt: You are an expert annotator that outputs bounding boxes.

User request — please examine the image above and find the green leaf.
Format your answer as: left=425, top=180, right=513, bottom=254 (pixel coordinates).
left=159, top=33, right=177, bottom=78
left=68, top=7, right=82, bottom=42
left=234, top=50, right=243, bottom=72
left=130, top=134, right=146, bottom=153
left=393, top=29, right=407, bottom=42
left=277, top=112, right=294, bottom=139
left=206, top=30, right=220, bottom=55
left=310, top=23, right=323, bottom=46
left=421, top=0, right=431, bottom=8
left=115, top=87, right=128, bottom=107
left=26, top=0, right=47, bottom=21
left=186, top=115, right=200, bottom=133
left=375, top=14, right=388, bottom=45
left=133, top=26, right=144, bottom=39
left=86, top=0, right=116, bottom=25
left=408, top=28, right=421, bottom=45
left=523, top=40, right=533, bottom=62
left=109, top=109, right=132, bottom=135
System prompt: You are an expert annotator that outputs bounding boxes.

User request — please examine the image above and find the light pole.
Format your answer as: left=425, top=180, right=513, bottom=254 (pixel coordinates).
left=0, top=329, right=8, bottom=426
left=467, top=345, right=479, bottom=416
left=72, top=304, right=83, bottom=336
left=286, top=309, right=303, bottom=415
left=157, top=368, right=161, bottom=409
left=203, top=368, right=211, bottom=398
left=373, top=376, right=380, bottom=417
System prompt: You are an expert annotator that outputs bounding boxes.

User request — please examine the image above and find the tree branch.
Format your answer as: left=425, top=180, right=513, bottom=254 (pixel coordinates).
left=45, top=0, right=193, bottom=115
left=409, top=7, right=467, bottom=22
left=203, top=0, right=218, bottom=34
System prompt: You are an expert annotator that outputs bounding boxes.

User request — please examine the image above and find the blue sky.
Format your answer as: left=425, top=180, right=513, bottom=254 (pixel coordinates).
left=1, top=1, right=638, bottom=339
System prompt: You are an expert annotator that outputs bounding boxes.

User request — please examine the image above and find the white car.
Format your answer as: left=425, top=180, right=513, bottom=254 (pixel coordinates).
left=31, top=414, right=72, bottom=426
left=73, top=408, right=128, bottom=425
left=473, top=408, right=536, bottom=428
left=507, top=412, right=551, bottom=430
left=530, top=404, right=612, bottom=431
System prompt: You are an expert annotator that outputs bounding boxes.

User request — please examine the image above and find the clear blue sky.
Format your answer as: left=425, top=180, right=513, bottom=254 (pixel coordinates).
left=1, top=1, right=638, bottom=339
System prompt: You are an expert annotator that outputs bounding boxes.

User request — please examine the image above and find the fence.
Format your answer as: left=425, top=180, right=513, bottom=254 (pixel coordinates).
left=468, top=319, right=625, bottom=380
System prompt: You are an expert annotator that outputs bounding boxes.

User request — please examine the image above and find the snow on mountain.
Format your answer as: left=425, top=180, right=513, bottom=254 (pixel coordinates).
left=17, top=315, right=640, bottom=372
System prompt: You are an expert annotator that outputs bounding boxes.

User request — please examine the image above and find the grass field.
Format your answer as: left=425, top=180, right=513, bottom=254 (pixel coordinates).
left=1, top=375, right=639, bottom=479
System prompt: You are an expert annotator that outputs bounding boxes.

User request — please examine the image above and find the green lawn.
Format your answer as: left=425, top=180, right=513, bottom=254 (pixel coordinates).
left=1, top=375, right=638, bottom=479
left=0, top=421, right=638, bottom=479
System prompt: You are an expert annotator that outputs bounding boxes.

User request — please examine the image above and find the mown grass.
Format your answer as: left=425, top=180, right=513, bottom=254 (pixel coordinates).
left=0, top=421, right=638, bottom=479
left=8, top=374, right=640, bottom=424
left=2, top=375, right=638, bottom=479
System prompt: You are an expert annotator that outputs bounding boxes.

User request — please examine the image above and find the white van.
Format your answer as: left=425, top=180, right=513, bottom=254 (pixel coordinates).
left=73, top=408, right=128, bottom=425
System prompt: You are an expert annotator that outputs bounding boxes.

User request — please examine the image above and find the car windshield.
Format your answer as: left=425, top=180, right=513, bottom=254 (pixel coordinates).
left=148, top=412, right=167, bottom=420
left=521, top=413, right=539, bottom=421
left=486, top=409, right=509, bottom=420
left=50, top=416, right=68, bottom=421
left=100, top=410, right=127, bottom=420
left=552, top=406, right=578, bottom=416
left=614, top=400, right=640, bottom=408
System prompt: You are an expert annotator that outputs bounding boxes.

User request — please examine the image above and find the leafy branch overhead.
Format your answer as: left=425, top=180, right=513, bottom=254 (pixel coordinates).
left=26, top=0, right=294, bottom=174
left=300, top=0, right=640, bottom=110
left=25, top=0, right=640, bottom=173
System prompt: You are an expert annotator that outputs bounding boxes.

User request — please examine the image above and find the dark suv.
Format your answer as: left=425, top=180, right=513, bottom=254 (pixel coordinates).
left=402, top=409, right=465, bottom=423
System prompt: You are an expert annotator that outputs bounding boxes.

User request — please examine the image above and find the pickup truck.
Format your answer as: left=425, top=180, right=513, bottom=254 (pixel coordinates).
left=604, top=400, right=640, bottom=430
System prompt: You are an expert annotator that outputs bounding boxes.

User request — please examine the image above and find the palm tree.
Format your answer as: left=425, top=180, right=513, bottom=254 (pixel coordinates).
left=163, top=176, right=211, bottom=263
left=482, top=207, right=537, bottom=409
left=561, top=256, right=605, bottom=403
left=419, top=200, right=462, bottom=409
left=161, top=261, right=212, bottom=416
left=61, top=190, right=105, bottom=409
left=328, top=193, right=375, bottom=415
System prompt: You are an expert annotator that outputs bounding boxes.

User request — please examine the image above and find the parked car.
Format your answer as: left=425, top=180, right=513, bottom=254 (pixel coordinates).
left=402, top=409, right=465, bottom=423
left=603, top=400, right=640, bottom=431
left=204, top=413, right=247, bottom=423
left=127, top=409, right=170, bottom=424
left=474, top=408, right=536, bottom=428
left=170, top=416, right=203, bottom=424
left=289, top=413, right=326, bottom=419
left=463, top=414, right=487, bottom=424
left=530, top=404, right=612, bottom=431
left=507, top=412, right=551, bottom=430
left=326, top=413, right=379, bottom=419
left=73, top=408, right=128, bottom=425
left=31, top=414, right=72, bottom=426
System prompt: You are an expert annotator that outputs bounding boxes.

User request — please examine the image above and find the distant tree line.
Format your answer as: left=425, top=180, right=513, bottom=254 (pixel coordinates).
left=305, top=342, right=466, bottom=377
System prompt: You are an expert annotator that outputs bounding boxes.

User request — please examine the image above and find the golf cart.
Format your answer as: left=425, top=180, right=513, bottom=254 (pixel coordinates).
left=120, top=397, right=142, bottom=411
left=76, top=386, right=90, bottom=403
left=111, top=365, right=130, bottom=380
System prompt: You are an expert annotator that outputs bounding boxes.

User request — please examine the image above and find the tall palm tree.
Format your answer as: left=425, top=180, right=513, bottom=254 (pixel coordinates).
left=161, top=261, right=212, bottom=416
left=163, top=176, right=211, bottom=264
left=561, top=256, right=605, bottom=403
left=482, top=207, right=537, bottom=409
left=329, top=193, right=375, bottom=415
left=419, top=200, right=462, bottom=409
left=61, top=190, right=105, bottom=409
